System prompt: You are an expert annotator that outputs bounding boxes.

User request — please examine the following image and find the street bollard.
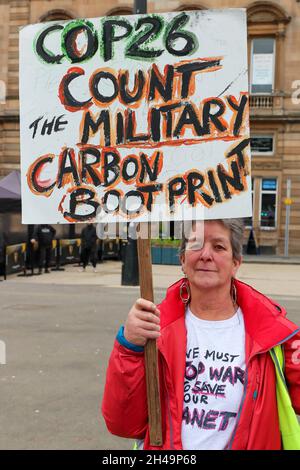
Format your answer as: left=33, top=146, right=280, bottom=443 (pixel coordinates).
left=121, top=238, right=139, bottom=286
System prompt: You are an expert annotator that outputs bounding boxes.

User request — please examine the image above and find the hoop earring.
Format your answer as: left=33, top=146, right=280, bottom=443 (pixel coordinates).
left=231, top=278, right=237, bottom=306
left=180, top=279, right=191, bottom=305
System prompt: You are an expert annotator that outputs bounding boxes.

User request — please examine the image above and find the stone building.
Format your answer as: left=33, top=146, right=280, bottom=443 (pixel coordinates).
left=0, top=0, right=299, bottom=254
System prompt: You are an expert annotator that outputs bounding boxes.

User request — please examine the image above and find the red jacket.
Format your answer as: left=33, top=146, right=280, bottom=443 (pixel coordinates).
left=102, top=279, right=300, bottom=450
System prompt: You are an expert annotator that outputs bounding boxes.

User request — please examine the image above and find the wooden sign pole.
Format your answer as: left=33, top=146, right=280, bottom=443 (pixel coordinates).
left=137, top=223, right=163, bottom=446
left=133, top=0, right=162, bottom=447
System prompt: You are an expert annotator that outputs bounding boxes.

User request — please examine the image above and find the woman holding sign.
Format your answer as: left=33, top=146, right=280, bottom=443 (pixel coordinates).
left=102, top=219, right=300, bottom=450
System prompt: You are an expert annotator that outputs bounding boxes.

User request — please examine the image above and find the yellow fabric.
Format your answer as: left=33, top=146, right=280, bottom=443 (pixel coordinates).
left=270, top=345, right=300, bottom=450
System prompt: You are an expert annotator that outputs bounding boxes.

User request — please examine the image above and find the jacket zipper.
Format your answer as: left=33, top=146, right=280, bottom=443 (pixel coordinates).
left=226, top=328, right=299, bottom=450
left=161, top=354, right=175, bottom=450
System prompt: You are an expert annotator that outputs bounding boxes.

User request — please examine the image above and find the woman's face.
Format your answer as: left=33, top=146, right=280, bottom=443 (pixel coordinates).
left=181, top=221, right=241, bottom=291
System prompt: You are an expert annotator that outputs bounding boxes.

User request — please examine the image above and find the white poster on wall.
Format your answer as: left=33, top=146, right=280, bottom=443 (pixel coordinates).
left=19, top=9, right=252, bottom=224
left=252, top=53, right=274, bottom=85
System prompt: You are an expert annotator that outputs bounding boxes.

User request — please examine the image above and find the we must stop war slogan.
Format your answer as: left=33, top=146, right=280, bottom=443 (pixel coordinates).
left=20, top=9, right=252, bottom=224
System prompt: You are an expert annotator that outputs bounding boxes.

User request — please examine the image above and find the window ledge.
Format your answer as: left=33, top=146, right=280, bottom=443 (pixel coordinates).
left=250, top=94, right=285, bottom=110
left=251, top=152, right=274, bottom=156
left=259, top=226, right=277, bottom=231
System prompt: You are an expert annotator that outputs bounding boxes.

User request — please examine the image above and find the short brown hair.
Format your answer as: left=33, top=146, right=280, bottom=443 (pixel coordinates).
left=179, top=219, right=244, bottom=261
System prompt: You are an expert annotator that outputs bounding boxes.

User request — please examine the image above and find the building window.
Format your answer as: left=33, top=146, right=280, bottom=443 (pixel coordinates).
left=175, top=4, right=205, bottom=11
left=250, top=37, right=275, bottom=94
left=39, top=9, right=74, bottom=22
left=247, top=2, right=291, bottom=102
left=106, top=7, right=133, bottom=16
left=245, top=178, right=254, bottom=228
left=251, top=134, right=274, bottom=155
left=260, top=178, right=277, bottom=228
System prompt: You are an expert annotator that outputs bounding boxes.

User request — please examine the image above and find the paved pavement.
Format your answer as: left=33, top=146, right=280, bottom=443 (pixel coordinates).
left=0, top=260, right=299, bottom=450
left=243, top=255, right=300, bottom=265
left=7, top=258, right=300, bottom=297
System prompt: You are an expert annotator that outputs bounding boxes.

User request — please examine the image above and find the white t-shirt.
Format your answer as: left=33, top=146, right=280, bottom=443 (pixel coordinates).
left=181, top=306, right=246, bottom=450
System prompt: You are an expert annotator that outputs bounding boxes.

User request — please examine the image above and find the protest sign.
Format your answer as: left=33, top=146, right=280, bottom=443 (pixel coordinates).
left=20, top=9, right=251, bottom=225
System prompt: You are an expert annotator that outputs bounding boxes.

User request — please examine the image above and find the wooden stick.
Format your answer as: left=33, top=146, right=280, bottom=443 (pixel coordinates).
left=137, top=223, right=163, bottom=447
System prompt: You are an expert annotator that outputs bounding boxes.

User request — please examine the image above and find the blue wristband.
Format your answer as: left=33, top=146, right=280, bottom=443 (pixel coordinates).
left=116, top=326, right=144, bottom=353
